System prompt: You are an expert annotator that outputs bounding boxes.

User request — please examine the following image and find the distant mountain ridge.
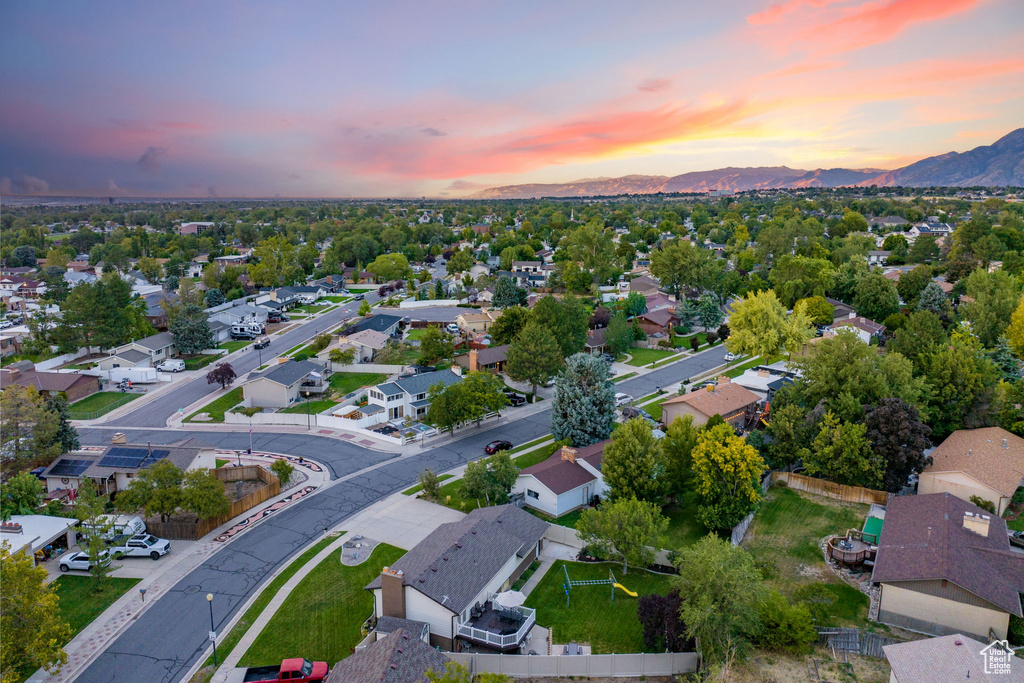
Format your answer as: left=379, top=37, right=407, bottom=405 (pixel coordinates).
left=469, top=128, right=1024, bottom=199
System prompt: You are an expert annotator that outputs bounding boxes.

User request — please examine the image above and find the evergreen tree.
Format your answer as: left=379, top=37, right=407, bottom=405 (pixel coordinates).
left=169, top=303, right=213, bottom=354
left=551, top=353, right=616, bottom=447
left=916, top=281, right=948, bottom=315
left=44, top=395, right=80, bottom=454
left=492, top=275, right=527, bottom=309
left=204, top=288, right=226, bottom=307
left=697, top=294, right=723, bottom=331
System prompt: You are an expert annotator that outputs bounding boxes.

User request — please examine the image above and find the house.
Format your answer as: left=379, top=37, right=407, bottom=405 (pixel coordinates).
left=454, top=309, right=502, bottom=335
left=731, top=366, right=797, bottom=402
left=0, top=333, right=23, bottom=358
left=367, top=369, right=461, bottom=421
left=825, top=313, right=885, bottom=344
left=660, top=377, right=760, bottom=428
left=0, top=276, right=46, bottom=299
left=454, top=345, right=508, bottom=373
left=208, top=320, right=232, bottom=344
left=867, top=250, right=891, bottom=266
left=242, top=360, right=327, bottom=409
left=275, top=285, right=326, bottom=305
left=63, top=271, right=98, bottom=289
left=871, top=493, right=1024, bottom=641
left=3, top=515, right=79, bottom=563
left=0, top=365, right=100, bottom=402
left=882, top=634, right=1021, bottom=683
left=918, top=427, right=1024, bottom=517
left=365, top=505, right=548, bottom=651
left=644, top=292, right=674, bottom=312
left=41, top=435, right=216, bottom=496
left=177, top=221, right=214, bottom=235
left=628, top=275, right=661, bottom=297
left=869, top=216, right=909, bottom=230
left=824, top=297, right=855, bottom=321
left=142, top=291, right=171, bottom=329
left=100, top=331, right=178, bottom=370
left=343, top=314, right=403, bottom=338
left=208, top=303, right=268, bottom=327
left=342, top=329, right=391, bottom=362
left=311, top=275, right=347, bottom=293
left=515, top=440, right=608, bottom=517
left=636, top=308, right=678, bottom=335
left=584, top=328, right=607, bottom=353
left=325, top=628, right=449, bottom=683
left=97, top=348, right=153, bottom=371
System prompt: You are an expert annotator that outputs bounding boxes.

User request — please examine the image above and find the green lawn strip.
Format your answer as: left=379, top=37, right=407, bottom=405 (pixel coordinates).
left=524, top=560, right=673, bottom=653
left=215, top=459, right=230, bottom=468
left=721, top=354, right=785, bottom=379
left=328, top=372, right=389, bottom=396
left=511, top=560, right=542, bottom=591
left=612, top=372, right=637, bottom=383
left=239, top=543, right=405, bottom=667
left=68, top=392, right=140, bottom=419
left=282, top=343, right=305, bottom=357
left=649, top=353, right=689, bottom=369
left=512, top=442, right=562, bottom=469
left=1007, top=514, right=1024, bottom=532
left=624, top=348, right=676, bottom=367
left=742, top=487, right=871, bottom=627
left=402, top=474, right=454, bottom=496
left=672, top=332, right=708, bottom=349
left=183, top=354, right=219, bottom=371
left=524, top=507, right=585, bottom=530
left=287, top=314, right=308, bottom=320
left=634, top=391, right=662, bottom=405
left=185, top=387, right=243, bottom=423
left=659, top=490, right=714, bottom=548
left=644, top=396, right=671, bottom=422
left=218, top=340, right=251, bottom=353
left=509, top=435, right=552, bottom=454
left=280, top=399, right=339, bottom=414
left=198, top=535, right=339, bottom=676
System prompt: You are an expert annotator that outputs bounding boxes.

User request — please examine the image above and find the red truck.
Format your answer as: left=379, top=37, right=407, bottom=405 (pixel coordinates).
left=241, top=658, right=329, bottom=683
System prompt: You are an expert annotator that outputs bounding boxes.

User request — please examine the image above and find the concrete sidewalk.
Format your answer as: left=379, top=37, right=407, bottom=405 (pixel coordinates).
left=28, top=451, right=330, bottom=683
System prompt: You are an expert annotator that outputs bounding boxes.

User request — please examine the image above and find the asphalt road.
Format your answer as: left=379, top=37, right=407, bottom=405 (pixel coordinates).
left=75, top=346, right=730, bottom=683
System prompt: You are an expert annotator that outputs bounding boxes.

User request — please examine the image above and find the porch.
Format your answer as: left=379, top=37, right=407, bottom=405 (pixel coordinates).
left=457, top=600, right=537, bottom=652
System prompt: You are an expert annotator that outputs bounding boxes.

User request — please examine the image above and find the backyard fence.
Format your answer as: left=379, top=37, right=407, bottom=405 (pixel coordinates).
left=145, top=466, right=280, bottom=540
left=730, top=473, right=773, bottom=546
left=772, top=471, right=889, bottom=505
left=445, top=652, right=699, bottom=677
left=816, top=628, right=901, bottom=659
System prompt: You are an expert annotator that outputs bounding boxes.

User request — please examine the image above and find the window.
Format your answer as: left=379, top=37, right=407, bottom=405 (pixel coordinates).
left=527, top=489, right=539, bottom=499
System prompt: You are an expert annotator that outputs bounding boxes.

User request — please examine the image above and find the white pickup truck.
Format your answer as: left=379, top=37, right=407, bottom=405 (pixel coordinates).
left=108, top=533, right=171, bottom=560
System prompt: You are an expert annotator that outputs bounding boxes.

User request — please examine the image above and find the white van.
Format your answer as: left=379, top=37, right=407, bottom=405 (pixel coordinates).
left=81, top=515, right=146, bottom=540
left=156, top=359, right=186, bottom=373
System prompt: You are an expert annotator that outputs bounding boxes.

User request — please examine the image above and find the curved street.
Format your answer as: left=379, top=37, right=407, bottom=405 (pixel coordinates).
left=73, top=341, right=729, bottom=683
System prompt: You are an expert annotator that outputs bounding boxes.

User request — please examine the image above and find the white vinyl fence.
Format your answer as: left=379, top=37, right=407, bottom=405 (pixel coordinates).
left=445, top=652, right=699, bottom=677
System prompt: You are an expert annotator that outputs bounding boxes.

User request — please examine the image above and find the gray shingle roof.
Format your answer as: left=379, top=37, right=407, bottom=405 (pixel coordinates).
left=344, top=314, right=403, bottom=335
left=391, top=369, right=461, bottom=397
left=366, top=505, right=548, bottom=615
left=132, top=331, right=176, bottom=351
left=247, top=360, right=321, bottom=387
left=325, top=629, right=449, bottom=683
left=110, top=349, right=150, bottom=363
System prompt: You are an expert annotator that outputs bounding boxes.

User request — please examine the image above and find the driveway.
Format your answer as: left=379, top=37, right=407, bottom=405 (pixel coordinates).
left=72, top=346, right=729, bottom=683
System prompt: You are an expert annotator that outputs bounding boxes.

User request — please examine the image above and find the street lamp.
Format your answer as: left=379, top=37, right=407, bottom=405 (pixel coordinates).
left=207, top=593, right=217, bottom=666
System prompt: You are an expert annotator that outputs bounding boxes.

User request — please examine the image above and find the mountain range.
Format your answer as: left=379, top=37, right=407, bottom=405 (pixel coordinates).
left=469, top=128, right=1024, bottom=199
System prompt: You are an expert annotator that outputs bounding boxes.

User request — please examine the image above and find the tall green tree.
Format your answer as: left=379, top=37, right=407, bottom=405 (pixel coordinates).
left=602, top=418, right=664, bottom=503
left=895, top=265, right=932, bottom=306
left=887, top=310, right=947, bottom=372
left=661, top=414, right=699, bottom=500
left=366, top=252, right=411, bottom=282
left=605, top=311, right=633, bottom=357
left=794, top=295, right=834, bottom=326
left=696, top=294, right=723, bottom=331
left=247, top=235, right=302, bottom=287
left=575, top=497, right=667, bottom=574
left=853, top=271, right=900, bottom=323
left=492, top=276, right=527, bottom=309
left=505, top=323, right=563, bottom=395
left=488, top=305, right=531, bottom=344
left=531, top=295, right=589, bottom=358
left=115, top=460, right=184, bottom=522
left=768, top=255, right=834, bottom=307
left=804, top=412, right=882, bottom=488
left=72, top=479, right=116, bottom=590
left=181, top=469, right=230, bottom=520
left=0, top=472, right=45, bottom=521
left=961, top=269, right=1021, bottom=347
left=426, top=371, right=507, bottom=432
left=691, top=423, right=766, bottom=530
left=418, top=325, right=455, bottom=364
left=0, top=385, right=59, bottom=478
left=724, top=289, right=813, bottom=359
left=44, top=395, right=79, bottom=454
left=551, top=353, right=616, bottom=447
left=864, top=398, right=932, bottom=493
left=923, top=327, right=998, bottom=438
left=169, top=303, right=213, bottom=354
left=0, top=540, right=72, bottom=679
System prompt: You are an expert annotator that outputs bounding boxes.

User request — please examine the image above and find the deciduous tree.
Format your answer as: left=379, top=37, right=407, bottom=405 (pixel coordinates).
left=724, top=290, right=813, bottom=359
left=72, top=479, right=115, bottom=589
left=605, top=311, right=633, bottom=357
left=602, top=418, right=664, bottom=503
left=575, top=497, right=667, bottom=574
left=0, top=385, right=59, bottom=478
left=691, top=423, right=766, bottom=530
left=804, top=412, right=882, bottom=488
left=492, top=275, right=527, bottom=309
left=248, top=235, right=302, bottom=287
left=506, top=323, right=563, bottom=395
left=115, top=460, right=184, bottom=522
left=961, top=269, right=1021, bottom=347
left=488, top=305, right=530, bottom=344
left=0, top=472, right=45, bottom=520
left=181, top=469, right=230, bottom=520
left=661, top=415, right=699, bottom=500
left=853, top=271, right=900, bottom=323
left=206, top=362, right=237, bottom=389
left=794, top=295, right=833, bottom=326
left=417, top=325, right=454, bottom=364
left=863, top=398, right=932, bottom=492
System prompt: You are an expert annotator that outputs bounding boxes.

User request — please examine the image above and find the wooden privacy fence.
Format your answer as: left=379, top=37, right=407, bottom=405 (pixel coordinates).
left=773, top=471, right=889, bottom=505
left=146, top=466, right=280, bottom=540
left=446, top=652, right=699, bottom=677
left=817, top=628, right=901, bottom=659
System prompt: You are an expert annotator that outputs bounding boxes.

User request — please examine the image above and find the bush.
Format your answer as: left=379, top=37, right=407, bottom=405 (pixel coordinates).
left=675, top=325, right=690, bottom=335
left=233, top=406, right=262, bottom=417
left=270, top=459, right=294, bottom=487
left=658, top=339, right=671, bottom=348
left=292, top=352, right=310, bottom=362
left=969, top=495, right=996, bottom=513
left=756, top=590, right=817, bottom=653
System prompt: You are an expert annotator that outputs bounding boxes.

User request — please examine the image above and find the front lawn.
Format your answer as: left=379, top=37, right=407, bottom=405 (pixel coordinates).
left=612, top=372, right=637, bottom=383
left=68, top=391, right=140, bottom=419
left=328, top=372, right=389, bottom=396
left=183, top=354, right=219, bottom=371
left=673, top=332, right=707, bottom=349
left=53, top=575, right=141, bottom=638
left=218, top=340, right=251, bottom=353
left=625, top=348, right=676, bottom=367
left=239, top=543, right=405, bottom=667
left=280, top=399, right=339, bottom=414
left=742, top=486, right=871, bottom=627
left=512, top=442, right=561, bottom=469
left=294, top=304, right=330, bottom=315
left=185, top=387, right=243, bottom=423
left=524, top=560, right=674, bottom=653
left=405, top=327, right=434, bottom=340
left=402, top=474, right=454, bottom=495
left=644, top=396, right=671, bottom=421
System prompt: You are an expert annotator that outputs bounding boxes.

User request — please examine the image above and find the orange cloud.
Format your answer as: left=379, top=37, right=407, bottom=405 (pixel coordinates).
left=747, top=0, right=847, bottom=26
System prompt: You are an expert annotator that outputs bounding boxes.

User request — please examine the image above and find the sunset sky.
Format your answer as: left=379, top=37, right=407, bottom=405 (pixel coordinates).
left=2, top=0, right=1022, bottom=198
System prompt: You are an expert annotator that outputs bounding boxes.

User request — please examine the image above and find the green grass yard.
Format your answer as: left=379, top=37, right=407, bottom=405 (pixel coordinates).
left=613, top=372, right=637, bottom=383
left=405, top=327, right=434, bottom=340
left=624, top=347, right=676, bottom=367
left=659, top=490, right=714, bottom=548
left=644, top=396, right=671, bottom=421
left=240, top=543, right=405, bottom=667
left=328, top=372, right=389, bottom=396
left=742, top=487, right=871, bottom=627
left=525, top=507, right=585, bottom=530
left=280, top=399, right=339, bottom=414
left=218, top=340, right=251, bottom=353
left=524, top=560, right=674, bottom=653
left=185, top=387, right=243, bottom=423
left=509, top=436, right=552, bottom=454
left=68, top=392, right=140, bottom=419
left=53, top=576, right=141, bottom=638
left=402, top=474, right=454, bottom=496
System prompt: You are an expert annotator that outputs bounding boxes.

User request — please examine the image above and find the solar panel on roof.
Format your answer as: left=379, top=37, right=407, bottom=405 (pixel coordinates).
left=98, top=447, right=170, bottom=469
left=49, top=459, right=92, bottom=477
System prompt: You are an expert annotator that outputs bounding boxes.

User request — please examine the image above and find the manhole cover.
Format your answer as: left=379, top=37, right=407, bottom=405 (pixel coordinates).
left=184, top=586, right=201, bottom=595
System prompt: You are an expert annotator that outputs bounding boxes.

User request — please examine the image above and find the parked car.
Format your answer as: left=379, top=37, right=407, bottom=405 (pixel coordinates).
left=59, top=550, right=111, bottom=573
left=231, top=330, right=258, bottom=341
left=614, top=392, right=633, bottom=407
left=724, top=352, right=737, bottom=362
left=1010, top=530, right=1024, bottom=549
left=253, top=337, right=271, bottom=349
left=485, top=440, right=513, bottom=454
left=108, top=533, right=171, bottom=560
left=505, top=393, right=526, bottom=407
left=0, top=320, right=12, bottom=329
left=241, top=658, right=329, bottom=683
left=600, top=353, right=615, bottom=364
left=445, top=323, right=460, bottom=334
left=353, top=293, right=365, bottom=300
left=156, top=359, right=186, bottom=372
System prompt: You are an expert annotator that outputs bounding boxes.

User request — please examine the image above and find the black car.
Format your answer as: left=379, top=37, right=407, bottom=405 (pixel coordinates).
left=253, top=338, right=270, bottom=349
left=601, top=353, right=615, bottom=364
left=485, top=440, right=513, bottom=454
left=505, top=394, right=526, bottom=407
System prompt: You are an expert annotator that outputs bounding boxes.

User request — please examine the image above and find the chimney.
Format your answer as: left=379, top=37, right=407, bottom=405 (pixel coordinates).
left=848, top=311, right=856, bottom=319
left=707, top=384, right=716, bottom=393
left=963, top=511, right=990, bottom=537
left=469, top=348, right=479, bottom=373
left=757, top=369, right=770, bottom=377
left=561, top=447, right=577, bottom=463
left=111, top=432, right=127, bottom=445
left=380, top=567, right=406, bottom=619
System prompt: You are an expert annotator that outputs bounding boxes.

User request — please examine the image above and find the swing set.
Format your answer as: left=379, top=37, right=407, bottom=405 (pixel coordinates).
left=561, top=564, right=638, bottom=608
